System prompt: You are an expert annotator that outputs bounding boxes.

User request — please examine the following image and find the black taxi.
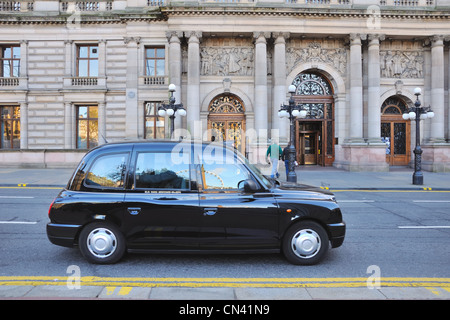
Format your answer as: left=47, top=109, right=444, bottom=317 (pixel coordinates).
left=47, top=141, right=345, bottom=265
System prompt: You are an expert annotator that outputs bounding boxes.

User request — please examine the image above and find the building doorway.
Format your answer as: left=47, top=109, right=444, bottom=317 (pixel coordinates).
left=297, top=122, right=321, bottom=165
left=291, top=72, right=335, bottom=166
left=207, top=93, right=246, bottom=154
left=381, top=97, right=411, bottom=166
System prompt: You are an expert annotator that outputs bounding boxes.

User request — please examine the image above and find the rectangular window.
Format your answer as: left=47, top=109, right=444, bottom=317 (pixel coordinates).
left=144, top=102, right=165, bottom=139
left=0, top=105, right=20, bottom=149
left=1, top=45, right=20, bottom=78
left=77, top=105, right=98, bottom=149
left=85, top=153, right=128, bottom=189
left=77, top=45, right=98, bottom=77
left=134, top=152, right=190, bottom=190
left=145, top=47, right=165, bottom=76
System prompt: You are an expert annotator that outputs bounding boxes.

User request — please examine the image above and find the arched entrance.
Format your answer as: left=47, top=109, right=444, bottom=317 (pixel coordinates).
left=381, top=96, right=411, bottom=166
left=291, top=72, right=334, bottom=166
left=207, top=93, right=246, bottom=154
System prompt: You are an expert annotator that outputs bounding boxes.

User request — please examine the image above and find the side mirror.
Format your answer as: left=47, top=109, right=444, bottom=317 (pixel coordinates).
left=239, top=179, right=258, bottom=193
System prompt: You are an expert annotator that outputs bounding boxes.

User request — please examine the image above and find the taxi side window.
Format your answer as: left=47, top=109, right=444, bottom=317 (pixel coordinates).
left=85, top=153, right=128, bottom=189
left=134, top=152, right=190, bottom=190
left=201, top=156, right=251, bottom=190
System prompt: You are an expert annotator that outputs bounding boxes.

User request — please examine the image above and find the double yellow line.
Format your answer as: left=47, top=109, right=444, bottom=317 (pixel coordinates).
left=1, top=276, right=450, bottom=289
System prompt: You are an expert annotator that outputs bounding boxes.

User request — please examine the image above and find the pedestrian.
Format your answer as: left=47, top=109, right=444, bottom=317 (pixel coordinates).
left=266, top=140, right=282, bottom=179
left=282, top=144, right=289, bottom=179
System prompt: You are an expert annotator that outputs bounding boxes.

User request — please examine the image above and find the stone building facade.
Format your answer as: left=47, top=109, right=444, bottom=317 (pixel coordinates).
left=0, top=0, right=449, bottom=171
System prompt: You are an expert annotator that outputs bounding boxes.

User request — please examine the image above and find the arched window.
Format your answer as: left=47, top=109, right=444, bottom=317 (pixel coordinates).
left=381, top=97, right=408, bottom=115
left=292, top=72, right=333, bottom=96
left=208, top=94, right=245, bottom=114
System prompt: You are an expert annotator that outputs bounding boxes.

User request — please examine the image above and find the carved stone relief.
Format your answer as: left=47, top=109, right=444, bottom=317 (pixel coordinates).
left=286, top=42, right=347, bottom=76
left=380, top=50, right=424, bottom=79
left=200, top=47, right=254, bottom=76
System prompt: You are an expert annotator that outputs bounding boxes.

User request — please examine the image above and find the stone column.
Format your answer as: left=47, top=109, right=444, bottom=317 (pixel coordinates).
left=19, top=40, right=28, bottom=78
left=167, top=31, right=183, bottom=133
left=64, top=40, right=73, bottom=77
left=64, top=102, right=74, bottom=149
left=98, top=40, right=106, bottom=79
left=254, top=32, right=270, bottom=143
left=20, top=102, right=28, bottom=149
left=63, top=40, right=73, bottom=87
left=430, top=35, right=445, bottom=143
left=367, top=34, right=384, bottom=144
left=124, top=37, right=140, bottom=139
left=186, top=31, right=202, bottom=141
left=272, top=32, right=289, bottom=143
left=448, top=36, right=450, bottom=142
left=98, top=101, right=107, bottom=145
left=348, top=33, right=365, bottom=143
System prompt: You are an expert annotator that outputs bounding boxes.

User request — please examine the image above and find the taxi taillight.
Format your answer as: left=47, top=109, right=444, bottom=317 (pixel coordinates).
left=48, top=199, right=56, bottom=217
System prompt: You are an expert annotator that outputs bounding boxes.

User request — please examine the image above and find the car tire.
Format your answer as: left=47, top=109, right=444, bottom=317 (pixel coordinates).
left=78, top=222, right=126, bottom=264
left=282, top=221, right=329, bottom=265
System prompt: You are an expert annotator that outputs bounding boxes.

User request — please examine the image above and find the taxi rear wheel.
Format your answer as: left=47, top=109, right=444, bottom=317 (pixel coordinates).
left=282, top=221, right=329, bottom=265
left=79, top=222, right=126, bottom=264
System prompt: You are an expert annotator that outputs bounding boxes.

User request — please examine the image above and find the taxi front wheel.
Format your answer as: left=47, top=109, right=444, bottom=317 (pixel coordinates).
left=79, top=222, right=126, bottom=264
left=282, top=221, right=329, bottom=265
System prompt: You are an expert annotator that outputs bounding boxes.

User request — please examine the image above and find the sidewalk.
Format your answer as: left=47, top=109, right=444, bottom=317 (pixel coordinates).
left=1, top=166, right=449, bottom=190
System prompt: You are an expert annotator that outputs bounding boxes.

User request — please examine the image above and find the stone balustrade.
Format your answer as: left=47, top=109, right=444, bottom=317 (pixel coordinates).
left=0, top=0, right=443, bottom=12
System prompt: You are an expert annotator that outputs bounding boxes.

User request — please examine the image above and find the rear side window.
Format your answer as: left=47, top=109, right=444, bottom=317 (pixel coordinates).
left=134, top=151, right=190, bottom=190
left=85, top=153, right=128, bottom=189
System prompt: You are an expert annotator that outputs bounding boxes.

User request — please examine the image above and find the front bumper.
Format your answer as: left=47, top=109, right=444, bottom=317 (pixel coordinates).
left=327, top=222, right=346, bottom=248
left=47, top=223, right=82, bottom=248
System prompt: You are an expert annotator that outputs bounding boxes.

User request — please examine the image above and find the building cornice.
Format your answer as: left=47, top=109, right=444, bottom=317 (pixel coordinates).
left=0, top=6, right=448, bottom=25
left=161, top=6, right=450, bottom=20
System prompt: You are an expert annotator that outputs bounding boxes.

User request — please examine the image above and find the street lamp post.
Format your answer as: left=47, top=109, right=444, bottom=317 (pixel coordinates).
left=278, top=85, right=307, bottom=183
left=402, top=87, right=434, bottom=185
left=158, top=84, right=186, bottom=139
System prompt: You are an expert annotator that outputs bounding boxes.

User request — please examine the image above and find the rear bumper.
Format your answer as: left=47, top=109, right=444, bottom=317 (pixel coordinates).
left=327, top=222, right=346, bottom=248
left=47, top=223, right=81, bottom=248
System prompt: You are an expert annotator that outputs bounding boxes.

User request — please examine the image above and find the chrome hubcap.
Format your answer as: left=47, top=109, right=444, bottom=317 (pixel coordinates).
left=87, top=228, right=117, bottom=258
left=291, top=229, right=321, bottom=259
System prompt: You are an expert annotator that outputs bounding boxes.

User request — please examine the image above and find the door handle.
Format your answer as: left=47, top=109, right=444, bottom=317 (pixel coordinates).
left=203, top=208, right=217, bottom=216
left=128, top=207, right=141, bottom=215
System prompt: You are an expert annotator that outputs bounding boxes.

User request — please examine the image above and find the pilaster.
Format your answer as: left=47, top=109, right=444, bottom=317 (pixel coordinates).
left=367, top=34, right=384, bottom=144
left=429, top=35, right=446, bottom=144
left=272, top=32, right=289, bottom=144
left=124, top=37, right=140, bottom=139
left=167, top=31, right=183, bottom=133
left=186, top=31, right=202, bottom=141
left=253, top=32, right=270, bottom=144
left=348, top=33, right=366, bottom=144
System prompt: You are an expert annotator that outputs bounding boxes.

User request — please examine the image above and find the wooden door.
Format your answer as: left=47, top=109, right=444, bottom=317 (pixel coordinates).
left=208, top=116, right=245, bottom=154
left=381, top=120, right=410, bottom=166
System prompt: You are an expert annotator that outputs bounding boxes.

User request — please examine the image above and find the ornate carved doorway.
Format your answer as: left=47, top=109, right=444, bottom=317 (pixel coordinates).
left=207, top=93, right=246, bottom=154
left=381, top=97, right=411, bottom=166
left=292, top=72, right=335, bottom=166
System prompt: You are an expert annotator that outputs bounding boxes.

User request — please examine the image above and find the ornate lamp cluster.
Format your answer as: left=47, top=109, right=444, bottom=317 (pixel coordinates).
left=402, top=88, right=434, bottom=121
left=158, top=84, right=186, bottom=138
left=277, top=85, right=307, bottom=183
left=402, top=87, right=434, bottom=185
left=277, top=85, right=308, bottom=120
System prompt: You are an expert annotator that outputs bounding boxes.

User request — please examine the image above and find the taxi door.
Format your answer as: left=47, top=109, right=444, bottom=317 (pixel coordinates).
left=197, top=145, right=279, bottom=251
left=123, top=143, right=201, bottom=251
